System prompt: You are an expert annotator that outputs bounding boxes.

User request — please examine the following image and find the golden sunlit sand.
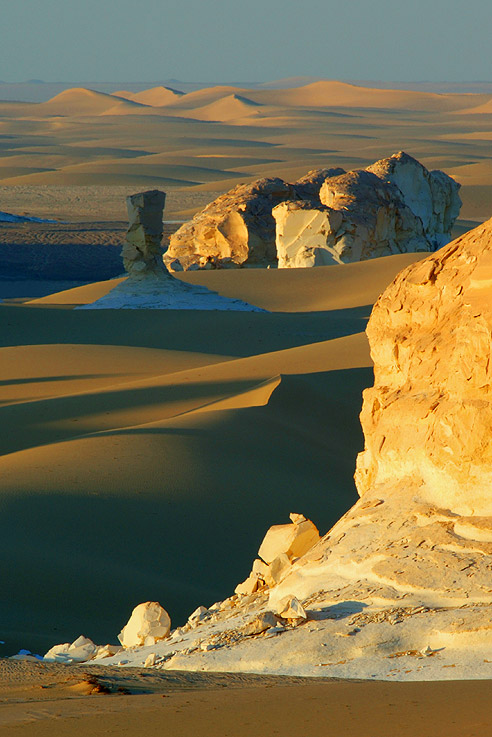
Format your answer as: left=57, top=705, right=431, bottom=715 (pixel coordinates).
left=2, top=77, right=492, bottom=734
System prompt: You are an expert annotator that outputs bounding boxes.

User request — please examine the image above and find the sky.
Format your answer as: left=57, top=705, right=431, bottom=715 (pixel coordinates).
left=1, top=0, right=491, bottom=84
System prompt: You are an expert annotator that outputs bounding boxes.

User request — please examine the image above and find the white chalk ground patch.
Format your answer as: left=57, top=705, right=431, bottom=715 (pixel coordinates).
left=0, top=211, right=57, bottom=224
left=77, top=272, right=266, bottom=311
left=90, top=598, right=492, bottom=681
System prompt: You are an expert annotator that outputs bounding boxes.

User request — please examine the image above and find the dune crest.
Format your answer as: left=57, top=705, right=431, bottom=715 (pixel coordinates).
left=35, top=87, right=148, bottom=116
left=187, top=93, right=262, bottom=122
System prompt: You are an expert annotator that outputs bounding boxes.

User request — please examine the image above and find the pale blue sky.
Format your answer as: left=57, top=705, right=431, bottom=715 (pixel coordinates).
left=2, top=0, right=491, bottom=83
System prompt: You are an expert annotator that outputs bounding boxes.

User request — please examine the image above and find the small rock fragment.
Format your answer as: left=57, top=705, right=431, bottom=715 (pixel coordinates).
left=275, top=596, right=308, bottom=621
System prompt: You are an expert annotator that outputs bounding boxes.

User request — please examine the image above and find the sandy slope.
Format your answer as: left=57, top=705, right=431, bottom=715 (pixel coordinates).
left=0, top=254, right=425, bottom=657
left=1, top=661, right=492, bottom=737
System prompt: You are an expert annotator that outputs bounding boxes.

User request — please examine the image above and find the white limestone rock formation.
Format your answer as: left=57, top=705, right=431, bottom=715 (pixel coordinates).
left=78, top=189, right=265, bottom=311
left=235, top=513, right=320, bottom=595
left=275, top=153, right=461, bottom=268
left=367, top=151, right=462, bottom=249
left=271, top=217, right=492, bottom=608
left=122, top=190, right=167, bottom=275
left=292, top=167, right=345, bottom=201
left=165, top=178, right=297, bottom=271
left=118, top=601, right=171, bottom=648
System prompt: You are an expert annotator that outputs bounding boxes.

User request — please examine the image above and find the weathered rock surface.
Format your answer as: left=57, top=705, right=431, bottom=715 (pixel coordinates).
left=122, top=190, right=167, bottom=275
left=118, top=601, right=171, bottom=648
left=165, top=178, right=297, bottom=271
left=235, top=513, right=320, bottom=595
left=275, top=153, right=461, bottom=268
left=79, top=190, right=265, bottom=311
left=166, top=154, right=460, bottom=271
left=292, top=168, right=345, bottom=201
left=366, top=151, right=461, bottom=249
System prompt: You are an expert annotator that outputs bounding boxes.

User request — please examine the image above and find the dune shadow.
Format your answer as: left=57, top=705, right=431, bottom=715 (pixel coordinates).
left=0, top=365, right=371, bottom=656
left=0, top=303, right=371, bottom=357
left=0, top=373, right=124, bottom=387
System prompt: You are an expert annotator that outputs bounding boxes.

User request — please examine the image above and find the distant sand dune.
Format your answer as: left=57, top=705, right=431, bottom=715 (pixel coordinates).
left=185, top=94, right=263, bottom=122
left=0, top=81, right=490, bottom=213
left=247, top=80, right=491, bottom=112
left=113, top=86, right=185, bottom=107
left=31, top=88, right=149, bottom=116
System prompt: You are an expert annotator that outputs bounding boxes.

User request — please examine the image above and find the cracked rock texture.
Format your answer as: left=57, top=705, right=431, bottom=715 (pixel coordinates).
left=166, top=154, right=460, bottom=271
left=122, top=190, right=167, bottom=275
left=275, top=152, right=461, bottom=268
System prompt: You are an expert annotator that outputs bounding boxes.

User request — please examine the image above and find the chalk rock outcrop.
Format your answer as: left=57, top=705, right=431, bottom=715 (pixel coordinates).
left=78, top=190, right=265, bottom=311
left=122, top=190, right=167, bottom=275
left=367, top=151, right=461, bottom=249
left=275, top=154, right=461, bottom=268
left=235, top=513, right=320, bottom=595
left=165, top=178, right=296, bottom=271
left=118, top=601, right=171, bottom=648
left=167, top=154, right=460, bottom=270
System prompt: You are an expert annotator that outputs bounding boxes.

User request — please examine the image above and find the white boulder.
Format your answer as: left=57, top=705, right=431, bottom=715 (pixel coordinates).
left=274, top=152, right=461, bottom=268
left=44, top=635, right=97, bottom=663
left=118, top=601, right=171, bottom=648
left=258, top=513, right=320, bottom=564
left=274, top=596, right=307, bottom=621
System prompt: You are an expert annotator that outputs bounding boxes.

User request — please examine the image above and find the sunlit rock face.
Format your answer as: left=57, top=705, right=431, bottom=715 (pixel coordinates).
left=166, top=155, right=460, bottom=271
left=270, top=219, right=492, bottom=608
left=275, top=153, right=461, bottom=268
left=165, top=178, right=296, bottom=271
left=165, top=170, right=345, bottom=271
left=356, top=218, right=492, bottom=516
left=366, top=151, right=462, bottom=250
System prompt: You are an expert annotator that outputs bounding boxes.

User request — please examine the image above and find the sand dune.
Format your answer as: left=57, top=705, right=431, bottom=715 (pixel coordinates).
left=248, top=80, right=491, bottom=112
left=455, top=96, right=492, bottom=114
left=185, top=93, right=262, bottom=122
left=0, top=253, right=426, bottom=655
left=30, top=88, right=149, bottom=117
left=117, top=86, right=185, bottom=107
left=0, top=80, right=490, bottom=210
left=169, top=85, right=245, bottom=109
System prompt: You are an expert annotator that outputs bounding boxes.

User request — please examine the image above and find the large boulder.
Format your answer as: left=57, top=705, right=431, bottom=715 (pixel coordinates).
left=165, top=178, right=296, bottom=271
left=118, top=601, right=171, bottom=648
left=235, top=513, right=320, bottom=595
left=366, top=151, right=461, bottom=249
left=274, top=153, right=461, bottom=268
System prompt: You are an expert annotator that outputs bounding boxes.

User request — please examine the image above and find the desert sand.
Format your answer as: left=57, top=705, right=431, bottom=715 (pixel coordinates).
left=0, top=79, right=491, bottom=223
left=2, top=660, right=492, bottom=737
left=1, top=251, right=427, bottom=657
left=2, top=78, right=492, bottom=733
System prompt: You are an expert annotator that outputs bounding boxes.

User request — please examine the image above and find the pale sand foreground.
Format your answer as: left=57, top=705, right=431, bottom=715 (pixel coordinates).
left=0, top=253, right=423, bottom=657
left=0, top=661, right=491, bottom=736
